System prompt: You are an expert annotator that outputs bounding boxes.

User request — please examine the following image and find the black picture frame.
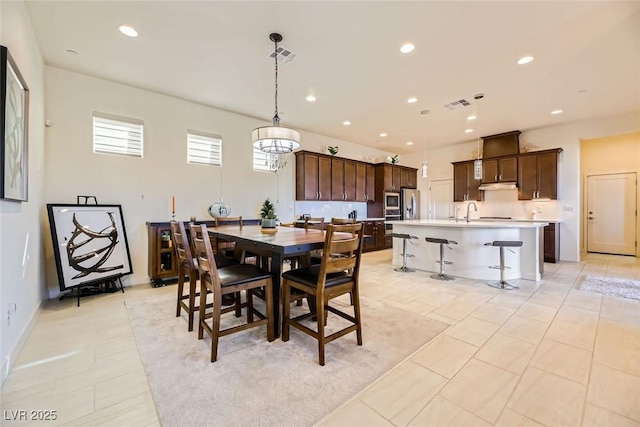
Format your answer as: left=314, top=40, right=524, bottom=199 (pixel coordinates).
left=1, top=45, right=30, bottom=202
left=47, top=204, right=133, bottom=291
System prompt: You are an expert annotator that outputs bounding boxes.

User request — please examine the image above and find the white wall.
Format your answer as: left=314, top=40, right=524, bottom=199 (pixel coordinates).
left=412, top=111, right=640, bottom=262
left=0, top=0, right=47, bottom=384
left=44, top=67, right=392, bottom=291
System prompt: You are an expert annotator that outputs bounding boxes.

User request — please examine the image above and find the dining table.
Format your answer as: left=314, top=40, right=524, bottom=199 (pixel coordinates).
left=208, top=224, right=337, bottom=338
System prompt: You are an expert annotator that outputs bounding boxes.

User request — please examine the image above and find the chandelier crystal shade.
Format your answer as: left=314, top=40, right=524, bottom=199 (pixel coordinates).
left=252, top=33, right=301, bottom=155
left=473, top=93, right=484, bottom=181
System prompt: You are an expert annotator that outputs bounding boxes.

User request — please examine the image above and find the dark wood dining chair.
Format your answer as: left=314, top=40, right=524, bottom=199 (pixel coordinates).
left=188, top=222, right=242, bottom=313
left=214, top=216, right=243, bottom=255
left=331, top=217, right=356, bottom=225
left=193, top=224, right=275, bottom=362
left=170, top=221, right=200, bottom=331
left=282, top=223, right=364, bottom=366
left=304, top=217, right=325, bottom=230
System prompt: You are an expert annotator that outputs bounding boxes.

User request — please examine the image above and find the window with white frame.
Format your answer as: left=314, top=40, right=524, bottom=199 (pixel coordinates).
left=253, top=146, right=274, bottom=172
left=187, top=131, right=222, bottom=166
left=92, top=112, right=144, bottom=157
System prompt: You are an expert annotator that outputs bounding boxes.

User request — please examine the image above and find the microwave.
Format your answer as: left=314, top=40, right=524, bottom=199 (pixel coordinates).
left=384, top=192, right=400, bottom=210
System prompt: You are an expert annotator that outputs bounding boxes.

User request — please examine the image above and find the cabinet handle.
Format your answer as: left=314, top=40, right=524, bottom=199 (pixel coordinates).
left=495, top=175, right=498, bottom=181
left=533, top=191, right=536, bottom=199
left=499, top=174, right=502, bottom=181
left=319, top=191, right=322, bottom=199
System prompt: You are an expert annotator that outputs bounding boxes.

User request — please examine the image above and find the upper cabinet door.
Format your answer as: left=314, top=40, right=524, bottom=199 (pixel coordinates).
left=392, top=167, right=402, bottom=190
left=499, top=157, right=518, bottom=182
left=318, top=156, right=332, bottom=201
left=466, top=162, right=482, bottom=201
left=355, top=162, right=367, bottom=202
left=518, top=154, right=537, bottom=200
left=343, top=160, right=357, bottom=200
left=331, top=158, right=345, bottom=201
left=365, top=164, right=375, bottom=202
left=536, top=152, right=558, bottom=199
left=482, top=159, right=499, bottom=183
left=453, top=162, right=468, bottom=202
left=296, top=152, right=319, bottom=200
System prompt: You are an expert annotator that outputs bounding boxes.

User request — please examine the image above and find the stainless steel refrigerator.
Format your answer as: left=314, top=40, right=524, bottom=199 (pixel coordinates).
left=401, top=188, right=420, bottom=220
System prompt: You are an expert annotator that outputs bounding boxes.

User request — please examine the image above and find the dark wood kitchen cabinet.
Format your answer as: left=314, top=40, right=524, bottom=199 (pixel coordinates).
left=518, top=149, right=561, bottom=200
left=544, top=222, right=560, bottom=263
left=356, top=163, right=375, bottom=202
left=400, top=167, right=417, bottom=189
left=376, top=164, right=417, bottom=192
left=482, top=156, right=517, bottom=183
left=362, top=220, right=385, bottom=252
left=331, top=158, right=357, bottom=201
left=453, top=161, right=482, bottom=202
left=295, top=151, right=332, bottom=201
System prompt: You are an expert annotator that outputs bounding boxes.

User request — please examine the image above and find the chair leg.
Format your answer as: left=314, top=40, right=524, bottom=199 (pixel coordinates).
left=210, top=292, right=222, bottom=363
left=282, top=279, right=291, bottom=342
left=198, top=281, right=207, bottom=340
left=353, top=287, right=363, bottom=346
left=187, top=274, right=197, bottom=332
left=247, top=289, right=254, bottom=323
left=317, top=295, right=326, bottom=366
left=264, top=279, right=275, bottom=342
left=234, top=291, right=242, bottom=317
left=176, top=267, right=184, bottom=317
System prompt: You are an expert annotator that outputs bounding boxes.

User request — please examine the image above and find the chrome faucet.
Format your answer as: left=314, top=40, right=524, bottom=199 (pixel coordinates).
left=466, top=202, right=477, bottom=223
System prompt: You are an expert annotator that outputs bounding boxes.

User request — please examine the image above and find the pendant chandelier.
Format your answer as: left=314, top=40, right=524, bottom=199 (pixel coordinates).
left=421, top=109, right=429, bottom=178
left=252, top=33, right=300, bottom=155
left=473, top=93, right=484, bottom=180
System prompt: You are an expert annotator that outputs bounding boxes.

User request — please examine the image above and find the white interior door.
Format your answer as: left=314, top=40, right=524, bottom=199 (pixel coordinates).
left=587, top=173, right=636, bottom=255
left=429, top=179, right=453, bottom=220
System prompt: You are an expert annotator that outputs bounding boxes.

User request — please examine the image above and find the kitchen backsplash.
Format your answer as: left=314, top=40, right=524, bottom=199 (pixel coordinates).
left=294, top=201, right=369, bottom=220
left=455, top=189, right=563, bottom=220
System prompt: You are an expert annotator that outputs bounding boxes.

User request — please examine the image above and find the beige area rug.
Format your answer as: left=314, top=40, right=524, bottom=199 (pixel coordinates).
left=577, top=274, right=640, bottom=300
left=126, top=292, right=449, bottom=427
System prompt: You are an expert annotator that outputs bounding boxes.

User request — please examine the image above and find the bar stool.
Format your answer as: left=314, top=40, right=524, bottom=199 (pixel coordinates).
left=485, top=240, right=523, bottom=290
left=391, top=233, right=418, bottom=272
left=425, top=237, right=458, bottom=281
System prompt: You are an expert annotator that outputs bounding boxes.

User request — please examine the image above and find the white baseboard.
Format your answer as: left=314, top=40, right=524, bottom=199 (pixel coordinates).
left=1, top=300, right=43, bottom=387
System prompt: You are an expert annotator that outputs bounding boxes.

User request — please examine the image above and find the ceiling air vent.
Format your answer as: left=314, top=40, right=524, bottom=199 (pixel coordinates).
left=268, top=46, right=297, bottom=64
left=442, top=99, right=471, bottom=111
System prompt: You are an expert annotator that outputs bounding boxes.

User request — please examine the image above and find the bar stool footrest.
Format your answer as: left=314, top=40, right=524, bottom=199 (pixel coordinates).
left=431, top=273, right=455, bottom=281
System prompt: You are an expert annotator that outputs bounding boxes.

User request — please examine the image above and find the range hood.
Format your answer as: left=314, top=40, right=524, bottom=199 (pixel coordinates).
left=478, top=182, right=517, bottom=191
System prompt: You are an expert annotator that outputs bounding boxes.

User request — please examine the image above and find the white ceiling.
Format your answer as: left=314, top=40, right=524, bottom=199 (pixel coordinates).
left=25, top=1, right=640, bottom=154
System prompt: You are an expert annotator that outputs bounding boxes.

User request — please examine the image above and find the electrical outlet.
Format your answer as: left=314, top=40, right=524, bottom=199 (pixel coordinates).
left=535, top=206, right=542, bottom=213
left=563, top=206, right=574, bottom=212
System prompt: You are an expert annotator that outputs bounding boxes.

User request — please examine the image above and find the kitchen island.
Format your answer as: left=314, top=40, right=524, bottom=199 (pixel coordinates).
left=387, top=219, right=549, bottom=281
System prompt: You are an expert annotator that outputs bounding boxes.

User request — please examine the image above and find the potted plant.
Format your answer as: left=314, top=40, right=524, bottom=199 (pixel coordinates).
left=327, top=145, right=339, bottom=156
left=260, top=198, right=277, bottom=228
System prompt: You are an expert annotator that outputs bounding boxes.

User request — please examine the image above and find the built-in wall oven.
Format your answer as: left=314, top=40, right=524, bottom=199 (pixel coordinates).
left=384, top=208, right=401, bottom=234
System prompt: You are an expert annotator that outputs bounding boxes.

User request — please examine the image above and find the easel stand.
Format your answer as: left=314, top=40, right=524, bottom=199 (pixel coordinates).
left=59, top=276, right=125, bottom=307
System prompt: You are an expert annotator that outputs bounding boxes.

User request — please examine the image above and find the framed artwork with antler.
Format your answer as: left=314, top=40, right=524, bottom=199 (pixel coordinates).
left=47, top=204, right=133, bottom=291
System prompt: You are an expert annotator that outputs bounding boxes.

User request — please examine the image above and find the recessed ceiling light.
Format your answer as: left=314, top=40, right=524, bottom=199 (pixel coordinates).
left=551, top=109, right=563, bottom=115
left=517, top=55, right=534, bottom=65
left=343, top=120, right=351, bottom=126
left=119, top=25, right=138, bottom=37
left=400, top=43, right=415, bottom=54
left=379, top=132, right=387, bottom=137
left=407, top=97, right=418, bottom=103
left=406, top=141, right=413, bottom=145
left=305, top=95, right=316, bottom=102
left=465, top=128, right=474, bottom=133
left=66, top=49, right=78, bottom=55
left=467, top=115, right=476, bottom=121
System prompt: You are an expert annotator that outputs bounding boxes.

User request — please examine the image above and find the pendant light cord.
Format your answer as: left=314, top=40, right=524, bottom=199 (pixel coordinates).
left=273, top=38, right=280, bottom=125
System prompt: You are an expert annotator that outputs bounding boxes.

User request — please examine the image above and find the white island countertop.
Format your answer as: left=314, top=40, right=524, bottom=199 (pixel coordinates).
left=389, top=219, right=547, bottom=282
left=387, top=219, right=549, bottom=228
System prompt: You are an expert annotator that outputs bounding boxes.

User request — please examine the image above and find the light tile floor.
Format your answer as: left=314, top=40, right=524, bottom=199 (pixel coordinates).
left=1, top=251, right=639, bottom=426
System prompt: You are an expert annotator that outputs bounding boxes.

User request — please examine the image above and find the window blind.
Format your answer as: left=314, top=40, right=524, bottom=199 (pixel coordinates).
left=92, top=112, right=143, bottom=158
left=187, top=131, right=222, bottom=166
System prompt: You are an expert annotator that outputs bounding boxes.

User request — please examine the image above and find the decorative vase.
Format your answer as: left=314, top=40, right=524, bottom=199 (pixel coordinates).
left=261, top=218, right=277, bottom=228
left=208, top=200, right=231, bottom=218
